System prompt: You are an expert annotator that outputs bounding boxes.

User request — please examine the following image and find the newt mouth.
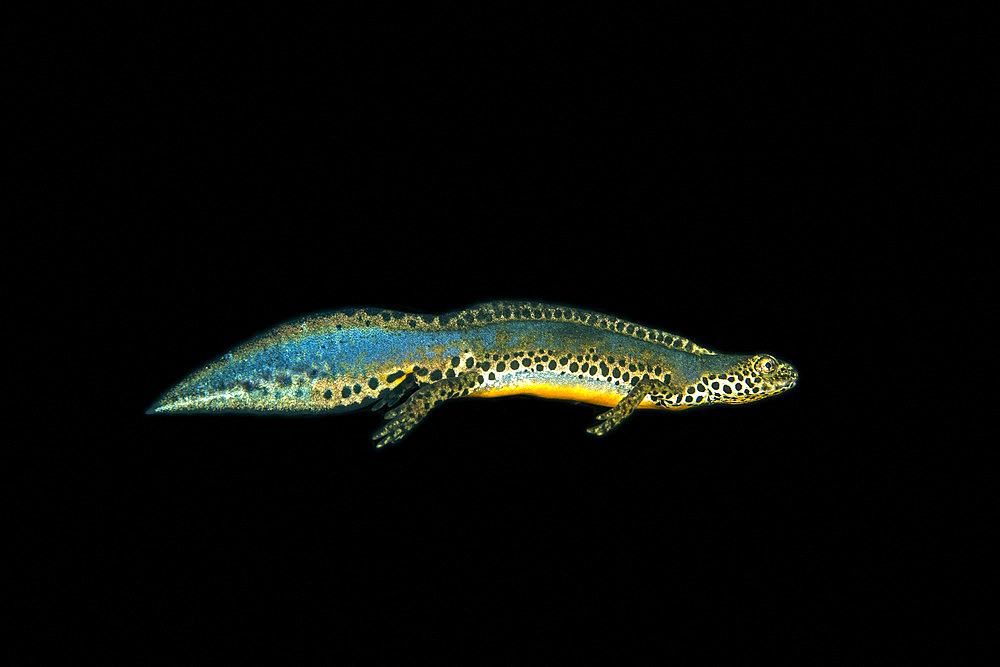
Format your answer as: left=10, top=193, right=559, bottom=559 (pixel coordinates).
left=775, top=367, right=798, bottom=390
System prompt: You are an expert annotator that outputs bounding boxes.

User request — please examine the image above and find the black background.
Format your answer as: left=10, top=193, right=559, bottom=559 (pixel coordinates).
left=26, top=7, right=983, bottom=662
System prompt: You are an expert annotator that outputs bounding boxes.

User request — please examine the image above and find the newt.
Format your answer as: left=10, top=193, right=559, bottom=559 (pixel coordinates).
left=147, top=301, right=798, bottom=447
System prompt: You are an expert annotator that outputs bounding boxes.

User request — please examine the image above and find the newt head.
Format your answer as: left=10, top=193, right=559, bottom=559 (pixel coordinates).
left=705, top=353, right=798, bottom=405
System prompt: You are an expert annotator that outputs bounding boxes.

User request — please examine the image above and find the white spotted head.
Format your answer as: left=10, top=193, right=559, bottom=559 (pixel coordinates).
left=702, top=354, right=798, bottom=405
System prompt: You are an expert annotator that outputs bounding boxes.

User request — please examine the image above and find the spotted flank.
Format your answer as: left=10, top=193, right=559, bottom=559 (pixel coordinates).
left=147, top=301, right=798, bottom=447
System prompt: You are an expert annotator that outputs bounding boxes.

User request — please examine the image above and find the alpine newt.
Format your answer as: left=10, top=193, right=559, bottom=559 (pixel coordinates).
left=147, top=301, right=798, bottom=447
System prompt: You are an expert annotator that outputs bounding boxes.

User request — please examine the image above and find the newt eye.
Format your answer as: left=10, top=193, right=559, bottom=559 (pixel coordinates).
left=755, top=356, right=777, bottom=374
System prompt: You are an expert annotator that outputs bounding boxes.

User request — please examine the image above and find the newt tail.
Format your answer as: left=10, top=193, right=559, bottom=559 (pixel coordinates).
left=147, top=301, right=798, bottom=447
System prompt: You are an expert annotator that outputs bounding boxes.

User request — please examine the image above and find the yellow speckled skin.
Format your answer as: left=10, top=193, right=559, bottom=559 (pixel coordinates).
left=148, top=301, right=798, bottom=447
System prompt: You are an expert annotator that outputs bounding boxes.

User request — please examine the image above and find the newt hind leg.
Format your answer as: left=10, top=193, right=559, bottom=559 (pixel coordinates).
left=369, top=372, right=419, bottom=412
left=371, top=371, right=480, bottom=448
left=586, top=378, right=673, bottom=436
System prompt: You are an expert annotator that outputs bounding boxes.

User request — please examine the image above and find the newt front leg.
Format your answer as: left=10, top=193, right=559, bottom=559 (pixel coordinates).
left=586, top=378, right=674, bottom=436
